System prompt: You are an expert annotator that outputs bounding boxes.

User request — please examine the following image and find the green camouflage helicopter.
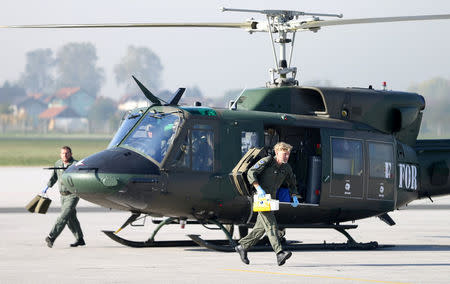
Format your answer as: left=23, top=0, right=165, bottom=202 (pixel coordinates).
left=4, top=7, right=450, bottom=250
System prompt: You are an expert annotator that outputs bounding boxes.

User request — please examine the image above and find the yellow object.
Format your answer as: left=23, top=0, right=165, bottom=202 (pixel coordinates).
left=253, top=194, right=279, bottom=212
left=25, top=194, right=52, bottom=214
left=34, top=195, right=52, bottom=214
left=25, top=195, right=41, bottom=212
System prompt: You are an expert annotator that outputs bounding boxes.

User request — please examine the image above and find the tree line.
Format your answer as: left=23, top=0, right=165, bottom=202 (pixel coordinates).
left=0, top=41, right=449, bottom=137
left=0, top=42, right=220, bottom=133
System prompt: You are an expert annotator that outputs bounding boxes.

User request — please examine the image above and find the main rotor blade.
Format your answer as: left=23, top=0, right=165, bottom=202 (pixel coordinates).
left=2, top=14, right=448, bottom=33
left=296, top=14, right=450, bottom=30
left=0, top=22, right=253, bottom=29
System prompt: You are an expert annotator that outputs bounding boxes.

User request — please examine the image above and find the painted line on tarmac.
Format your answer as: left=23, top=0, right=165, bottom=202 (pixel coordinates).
left=223, top=269, right=410, bottom=284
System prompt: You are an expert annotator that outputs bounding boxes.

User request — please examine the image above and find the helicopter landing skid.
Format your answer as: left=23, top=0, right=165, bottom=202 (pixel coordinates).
left=102, top=230, right=232, bottom=248
left=102, top=216, right=238, bottom=248
left=187, top=234, right=383, bottom=252
left=187, top=224, right=390, bottom=252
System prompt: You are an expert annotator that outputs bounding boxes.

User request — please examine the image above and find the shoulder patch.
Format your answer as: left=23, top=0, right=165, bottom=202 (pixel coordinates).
left=251, top=158, right=267, bottom=170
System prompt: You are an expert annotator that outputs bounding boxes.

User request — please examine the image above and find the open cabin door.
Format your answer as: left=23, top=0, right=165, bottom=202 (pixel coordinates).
left=230, top=125, right=323, bottom=206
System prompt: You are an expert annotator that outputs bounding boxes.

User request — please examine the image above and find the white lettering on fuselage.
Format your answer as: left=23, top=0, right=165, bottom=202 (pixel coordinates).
left=398, top=163, right=417, bottom=190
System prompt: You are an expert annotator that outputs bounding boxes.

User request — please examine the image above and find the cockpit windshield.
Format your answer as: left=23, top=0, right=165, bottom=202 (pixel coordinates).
left=120, top=112, right=181, bottom=163
left=107, top=109, right=145, bottom=149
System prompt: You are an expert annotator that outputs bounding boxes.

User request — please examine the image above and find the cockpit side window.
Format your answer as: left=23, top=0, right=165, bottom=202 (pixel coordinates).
left=192, top=129, right=213, bottom=171
left=175, top=124, right=214, bottom=172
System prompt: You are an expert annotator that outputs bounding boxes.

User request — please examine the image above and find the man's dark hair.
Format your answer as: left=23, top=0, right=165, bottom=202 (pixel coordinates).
left=61, top=146, right=72, bottom=153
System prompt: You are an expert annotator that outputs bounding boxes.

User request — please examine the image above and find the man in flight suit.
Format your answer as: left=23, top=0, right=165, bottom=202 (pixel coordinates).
left=45, top=146, right=85, bottom=248
left=235, top=142, right=300, bottom=266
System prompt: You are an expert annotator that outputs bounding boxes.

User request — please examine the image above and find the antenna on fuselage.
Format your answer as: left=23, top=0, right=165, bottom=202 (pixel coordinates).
left=169, top=88, right=186, bottom=105
left=133, top=76, right=186, bottom=107
left=132, top=76, right=164, bottom=106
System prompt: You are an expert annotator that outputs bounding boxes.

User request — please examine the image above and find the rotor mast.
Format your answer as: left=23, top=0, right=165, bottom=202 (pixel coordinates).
left=221, top=7, right=343, bottom=87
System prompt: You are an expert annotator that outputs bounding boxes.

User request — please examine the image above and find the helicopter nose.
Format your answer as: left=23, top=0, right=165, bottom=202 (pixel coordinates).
left=62, top=147, right=162, bottom=210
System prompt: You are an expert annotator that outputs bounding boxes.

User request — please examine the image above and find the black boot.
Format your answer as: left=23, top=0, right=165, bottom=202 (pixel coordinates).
left=70, top=238, right=86, bottom=247
left=276, top=251, right=292, bottom=266
left=235, top=245, right=250, bottom=265
left=45, top=236, right=54, bottom=248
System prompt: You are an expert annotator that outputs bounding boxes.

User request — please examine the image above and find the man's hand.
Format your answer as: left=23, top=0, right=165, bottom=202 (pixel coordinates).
left=255, top=185, right=266, bottom=198
left=291, top=196, right=299, bottom=207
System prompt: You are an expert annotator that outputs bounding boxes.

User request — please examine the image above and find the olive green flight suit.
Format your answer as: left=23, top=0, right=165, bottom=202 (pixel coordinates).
left=47, top=158, right=84, bottom=242
left=239, top=156, right=298, bottom=253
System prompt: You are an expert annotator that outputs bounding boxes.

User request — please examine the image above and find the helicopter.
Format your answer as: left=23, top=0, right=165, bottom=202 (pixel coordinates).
left=3, top=7, right=450, bottom=251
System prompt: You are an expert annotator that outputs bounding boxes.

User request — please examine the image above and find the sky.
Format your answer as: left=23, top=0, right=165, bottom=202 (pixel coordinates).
left=0, top=0, right=450, bottom=100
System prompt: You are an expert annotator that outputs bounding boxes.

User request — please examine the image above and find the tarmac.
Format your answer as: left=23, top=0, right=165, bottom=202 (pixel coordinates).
left=1, top=167, right=449, bottom=283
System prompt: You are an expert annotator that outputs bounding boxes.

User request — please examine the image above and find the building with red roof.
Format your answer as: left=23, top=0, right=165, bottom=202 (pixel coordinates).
left=46, top=87, right=95, bottom=117
left=16, top=94, right=48, bottom=128
left=39, top=105, right=87, bottom=133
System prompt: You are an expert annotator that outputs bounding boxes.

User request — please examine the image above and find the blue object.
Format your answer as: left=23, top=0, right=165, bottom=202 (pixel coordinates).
left=276, top=187, right=291, bottom=202
left=255, top=185, right=266, bottom=197
left=291, top=196, right=299, bottom=207
left=42, top=186, right=49, bottom=194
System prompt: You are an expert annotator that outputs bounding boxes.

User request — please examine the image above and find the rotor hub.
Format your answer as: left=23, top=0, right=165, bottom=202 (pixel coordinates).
left=222, top=7, right=343, bottom=87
